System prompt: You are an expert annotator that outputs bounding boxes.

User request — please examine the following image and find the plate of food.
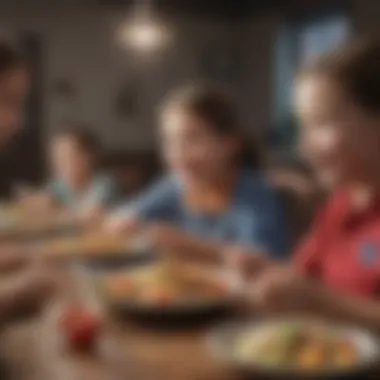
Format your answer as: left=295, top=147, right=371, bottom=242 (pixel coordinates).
left=42, top=233, right=154, bottom=270
left=0, top=205, right=79, bottom=239
left=98, top=261, right=235, bottom=320
left=207, top=317, right=380, bottom=378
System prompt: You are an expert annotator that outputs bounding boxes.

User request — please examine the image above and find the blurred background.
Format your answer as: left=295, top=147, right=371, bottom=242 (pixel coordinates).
left=0, top=0, right=367, bottom=194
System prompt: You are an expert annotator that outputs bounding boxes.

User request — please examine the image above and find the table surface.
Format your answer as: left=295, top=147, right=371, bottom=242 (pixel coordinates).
left=0, top=260, right=378, bottom=380
left=0, top=308, right=240, bottom=380
left=3, top=307, right=380, bottom=380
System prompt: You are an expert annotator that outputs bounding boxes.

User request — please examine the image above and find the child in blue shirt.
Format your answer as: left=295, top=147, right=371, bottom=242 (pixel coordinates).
left=110, top=86, right=288, bottom=259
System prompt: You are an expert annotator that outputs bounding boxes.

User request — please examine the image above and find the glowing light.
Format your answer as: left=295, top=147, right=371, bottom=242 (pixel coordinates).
left=117, top=16, right=171, bottom=52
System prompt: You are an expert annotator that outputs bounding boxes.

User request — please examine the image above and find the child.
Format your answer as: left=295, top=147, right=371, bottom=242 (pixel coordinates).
left=23, top=126, right=120, bottom=217
left=110, top=85, right=288, bottom=259
left=47, top=126, right=120, bottom=212
left=232, top=37, right=380, bottom=328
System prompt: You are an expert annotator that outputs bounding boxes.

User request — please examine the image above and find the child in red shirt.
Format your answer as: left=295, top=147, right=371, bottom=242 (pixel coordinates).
left=230, top=37, right=380, bottom=329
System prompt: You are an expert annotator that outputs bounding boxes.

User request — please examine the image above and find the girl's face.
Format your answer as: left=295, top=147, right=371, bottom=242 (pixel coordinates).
left=50, top=136, right=93, bottom=187
left=0, top=68, right=28, bottom=144
left=294, top=75, right=380, bottom=188
left=160, top=110, right=238, bottom=185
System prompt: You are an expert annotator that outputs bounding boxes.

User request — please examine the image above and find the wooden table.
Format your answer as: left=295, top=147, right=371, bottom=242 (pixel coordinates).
left=2, top=304, right=380, bottom=380
left=0, top=262, right=378, bottom=380
left=0, top=306, right=240, bottom=380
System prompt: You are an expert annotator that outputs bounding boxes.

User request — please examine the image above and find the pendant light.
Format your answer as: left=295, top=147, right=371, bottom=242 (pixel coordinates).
left=117, top=0, right=172, bottom=52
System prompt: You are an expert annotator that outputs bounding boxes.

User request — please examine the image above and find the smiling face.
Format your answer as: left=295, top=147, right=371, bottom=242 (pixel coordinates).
left=160, top=109, right=239, bottom=186
left=294, top=74, right=380, bottom=189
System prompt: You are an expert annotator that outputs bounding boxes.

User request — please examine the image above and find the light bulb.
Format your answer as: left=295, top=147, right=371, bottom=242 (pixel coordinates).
left=118, top=17, right=171, bottom=52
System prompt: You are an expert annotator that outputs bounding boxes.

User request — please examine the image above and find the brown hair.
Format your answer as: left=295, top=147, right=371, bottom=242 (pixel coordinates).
left=54, top=123, right=101, bottom=162
left=0, top=41, right=24, bottom=77
left=161, top=84, right=262, bottom=169
left=297, top=36, right=380, bottom=113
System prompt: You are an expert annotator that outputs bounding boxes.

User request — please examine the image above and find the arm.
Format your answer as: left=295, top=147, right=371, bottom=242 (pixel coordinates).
left=17, top=191, right=57, bottom=213
left=223, top=198, right=329, bottom=285
left=155, top=179, right=290, bottom=264
left=0, top=248, right=31, bottom=273
left=107, top=177, right=178, bottom=233
left=304, top=282, right=380, bottom=330
left=146, top=223, right=225, bottom=264
left=0, top=263, right=58, bottom=325
left=251, top=265, right=380, bottom=332
left=146, top=223, right=273, bottom=266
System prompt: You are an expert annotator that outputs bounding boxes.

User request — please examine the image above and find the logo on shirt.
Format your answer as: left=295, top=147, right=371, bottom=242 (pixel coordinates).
left=358, top=240, right=379, bottom=267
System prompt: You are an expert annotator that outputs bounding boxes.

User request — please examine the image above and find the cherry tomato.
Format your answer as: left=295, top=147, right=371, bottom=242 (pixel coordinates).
left=60, top=306, right=101, bottom=350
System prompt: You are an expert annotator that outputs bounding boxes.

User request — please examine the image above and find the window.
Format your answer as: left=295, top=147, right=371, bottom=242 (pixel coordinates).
left=271, top=9, right=351, bottom=150
left=299, top=15, right=350, bottom=64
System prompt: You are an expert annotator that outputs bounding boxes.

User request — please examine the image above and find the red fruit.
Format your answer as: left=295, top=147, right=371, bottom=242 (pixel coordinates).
left=60, top=306, right=100, bottom=350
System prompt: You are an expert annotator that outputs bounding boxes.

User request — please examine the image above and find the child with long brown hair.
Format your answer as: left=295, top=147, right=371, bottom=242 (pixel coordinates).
left=110, top=85, right=288, bottom=259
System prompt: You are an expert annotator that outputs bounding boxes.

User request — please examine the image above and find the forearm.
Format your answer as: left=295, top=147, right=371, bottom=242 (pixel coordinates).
left=306, top=283, right=380, bottom=331
left=150, top=226, right=224, bottom=264
left=0, top=250, right=29, bottom=274
left=163, top=233, right=224, bottom=264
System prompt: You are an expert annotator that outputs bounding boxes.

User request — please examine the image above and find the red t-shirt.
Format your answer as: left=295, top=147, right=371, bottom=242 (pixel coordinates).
left=295, top=189, right=380, bottom=297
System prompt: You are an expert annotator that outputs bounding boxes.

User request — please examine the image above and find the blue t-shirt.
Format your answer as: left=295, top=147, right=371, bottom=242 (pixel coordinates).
left=47, top=174, right=120, bottom=211
left=126, top=170, right=288, bottom=258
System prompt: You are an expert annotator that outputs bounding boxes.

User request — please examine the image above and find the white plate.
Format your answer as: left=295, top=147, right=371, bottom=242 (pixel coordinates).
left=207, top=317, right=380, bottom=379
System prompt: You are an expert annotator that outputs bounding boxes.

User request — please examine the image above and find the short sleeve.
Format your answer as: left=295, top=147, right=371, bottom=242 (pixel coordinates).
left=131, top=176, right=179, bottom=221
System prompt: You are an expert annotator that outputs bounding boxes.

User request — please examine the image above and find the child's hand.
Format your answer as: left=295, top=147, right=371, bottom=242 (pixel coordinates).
left=78, top=207, right=105, bottom=231
left=0, top=247, right=32, bottom=273
left=224, top=246, right=272, bottom=281
left=248, top=265, right=322, bottom=313
left=146, top=223, right=185, bottom=249
left=105, top=213, right=140, bottom=236
left=1, top=259, right=60, bottom=322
